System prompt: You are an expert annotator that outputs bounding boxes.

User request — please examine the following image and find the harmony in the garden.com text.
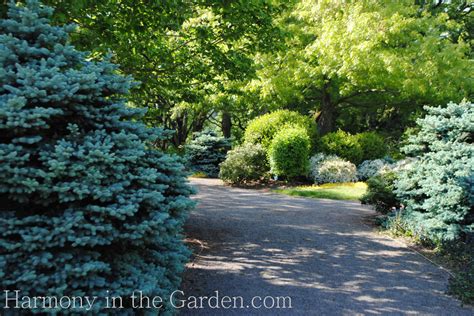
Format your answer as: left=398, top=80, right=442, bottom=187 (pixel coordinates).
left=2, top=290, right=292, bottom=310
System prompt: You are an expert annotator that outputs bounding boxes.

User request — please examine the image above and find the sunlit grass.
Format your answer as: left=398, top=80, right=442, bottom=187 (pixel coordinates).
left=190, top=171, right=208, bottom=178
left=274, top=182, right=367, bottom=201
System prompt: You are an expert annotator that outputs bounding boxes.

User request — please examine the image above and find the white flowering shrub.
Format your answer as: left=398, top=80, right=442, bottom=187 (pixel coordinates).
left=310, top=153, right=357, bottom=184
left=357, top=159, right=393, bottom=180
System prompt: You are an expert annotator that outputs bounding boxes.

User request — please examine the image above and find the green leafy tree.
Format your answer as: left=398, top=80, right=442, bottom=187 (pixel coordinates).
left=253, top=0, right=473, bottom=135
left=0, top=1, right=193, bottom=312
left=418, top=0, right=473, bottom=55
left=30, top=0, right=284, bottom=145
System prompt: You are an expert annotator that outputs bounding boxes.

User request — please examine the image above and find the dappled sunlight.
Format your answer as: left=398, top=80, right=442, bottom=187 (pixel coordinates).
left=181, top=179, right=471, bottom=315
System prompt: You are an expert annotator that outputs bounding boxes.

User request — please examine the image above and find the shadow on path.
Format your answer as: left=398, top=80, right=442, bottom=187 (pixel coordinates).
left=180, top=178, right=472, bottom=315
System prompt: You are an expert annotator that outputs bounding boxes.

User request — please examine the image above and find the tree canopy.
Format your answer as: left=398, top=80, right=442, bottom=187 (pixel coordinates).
left=3, top=0, right=470, bottom=143
left=252, top=0, right=473, bottom=135
left=36, top=0, right=285, bottom=146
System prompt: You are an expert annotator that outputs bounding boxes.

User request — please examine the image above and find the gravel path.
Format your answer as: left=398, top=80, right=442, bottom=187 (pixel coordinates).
left=180, top=178, right=473, bottom=315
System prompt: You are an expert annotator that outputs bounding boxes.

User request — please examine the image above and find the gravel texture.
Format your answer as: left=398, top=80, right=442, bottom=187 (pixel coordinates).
left=180, top=178, right=473, bottom=315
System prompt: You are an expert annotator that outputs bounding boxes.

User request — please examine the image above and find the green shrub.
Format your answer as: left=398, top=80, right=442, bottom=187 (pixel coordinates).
left=219, top=143, right=270, bottom=184
left=185, top=130, right=231, bottom=178
left=244, top=110, right=317, bottom=150
left=269, top=127, right=311, bottom=179
left=449, top=263, right=474, bottom=305
left=318, top=130, right=363, bottom=164
left=360, top=172, right=400, bottom=214
left=309, top=153, right=357, bottom=184
left=395, top=101, right=474, bottom=243
left=0, top=2, right=193, bottom=313
left=446, top=241, right=474, bottom=304
left=357, top=132, right=388, bottom=161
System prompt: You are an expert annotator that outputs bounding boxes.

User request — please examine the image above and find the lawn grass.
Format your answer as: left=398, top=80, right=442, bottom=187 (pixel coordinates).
left=274, top=182, right=367, bottom=201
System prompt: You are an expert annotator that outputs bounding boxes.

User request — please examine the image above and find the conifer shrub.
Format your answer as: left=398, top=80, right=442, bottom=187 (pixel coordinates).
left=391, top=157, right=418, bottom=172
left=310, top=153, right=357, bottom=184
left=0, top=1, right=193, bottom=312
left=395, top=101, right=473, bottom=243
left=243, top=110, right=317, bottom=150
left=219, top=143, right=269, bottom=184
left=184, top=130, right=231, bottom=178
left=318, top=130, right=363, bottom=164
left=357, top=131, right=388, bottom=161
left=268, top=127, right=311, bottom=179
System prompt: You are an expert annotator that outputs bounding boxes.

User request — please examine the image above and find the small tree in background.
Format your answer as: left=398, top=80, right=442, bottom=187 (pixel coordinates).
left=0, top=1, right=193, bottom=312
left=185, top=130, right=231, bottom=178
left=395, top=101, right=473, bottom=243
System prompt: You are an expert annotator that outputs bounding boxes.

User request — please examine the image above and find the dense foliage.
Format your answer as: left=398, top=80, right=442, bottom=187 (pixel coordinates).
left=251, top=0, right=472, bottom=137
left=185, top=130, right=231, bottom=178
left=268, top=126, right=311, bottom=179
left=2, top=0, right=468, bottom=142
left=360, top=172, right=400, bottom=214
left=357, top=132, right=388, bottom=161
left=0, top=1, right=193, bottom=313
left=318, top=130, right=363, bottom=164
left=16, top=0, right=285, bottom=146
left=244, top=109, right=317, bottom=150
left=447, top=241, right=474, bottom=304
left=309, top=153, right=357, bottom=184
left=395, top=101, right=474, bottom=242
left=219, top=143, right=269, bottom=184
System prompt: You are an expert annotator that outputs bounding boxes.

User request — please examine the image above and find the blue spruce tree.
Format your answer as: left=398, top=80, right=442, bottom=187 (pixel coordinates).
left=185, top=130, right=231, bottom=178
left=0, top=1, right=193, bottom=313
left=395, top=101, right=473, bottom=243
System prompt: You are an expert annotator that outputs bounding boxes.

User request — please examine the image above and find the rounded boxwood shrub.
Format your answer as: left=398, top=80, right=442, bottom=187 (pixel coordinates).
left=357, top=131, right=388, bottom=161
left=318, top=130, right=363, bottom=164
left=395, top=101, right=474, bottom=243
left=268, top=127, right=311, bottom=178
left=310, top=153, right=357, bottom=184
left=185, top=130, right=231, bottom=178
left=219, top=143, right=269, bottom=184
left=0, top=1, right=193, bottom=313
left=244, top=109, right=317, bottom=150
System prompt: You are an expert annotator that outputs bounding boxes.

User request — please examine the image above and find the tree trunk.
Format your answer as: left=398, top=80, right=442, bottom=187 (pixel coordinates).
left=317, top=86, right=334, bottom=136
left=192, top=113, right=206, bottom=133
left=221, top=111, right=232, bottom=138
left=173, top=113, right=188, bottom=146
